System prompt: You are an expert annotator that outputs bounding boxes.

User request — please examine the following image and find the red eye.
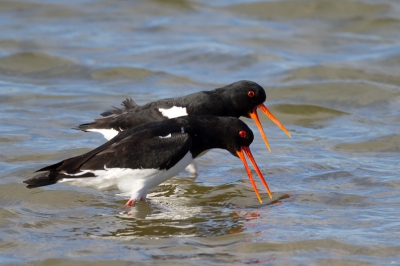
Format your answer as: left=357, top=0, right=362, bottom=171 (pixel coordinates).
left=239, top=130, right=247, bottom=138
left=247, top=91, right=255, bottom=97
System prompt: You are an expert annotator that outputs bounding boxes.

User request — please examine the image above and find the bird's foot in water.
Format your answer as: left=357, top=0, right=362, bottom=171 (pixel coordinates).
left=125, top=199, right=135, bottom=207
left=125, top=197, right=146, bottom=207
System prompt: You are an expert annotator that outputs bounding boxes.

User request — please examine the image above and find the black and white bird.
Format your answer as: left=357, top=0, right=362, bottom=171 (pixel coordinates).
left=75, top=80, right=291, bottom=176
left=25, top=116, right=271, bottom=206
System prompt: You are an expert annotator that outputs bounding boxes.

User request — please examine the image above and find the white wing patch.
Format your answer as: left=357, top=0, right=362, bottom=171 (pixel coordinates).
left=159, top=133, right=172, bottom=138
left=158, top=106, right=188, bottom=119
left=86, top=128, right=119, bottom=140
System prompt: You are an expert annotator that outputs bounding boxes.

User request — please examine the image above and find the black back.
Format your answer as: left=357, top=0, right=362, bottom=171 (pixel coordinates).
left=76, top=80, right=266, bottom=132
left=26, top=116, right=254, bottom=188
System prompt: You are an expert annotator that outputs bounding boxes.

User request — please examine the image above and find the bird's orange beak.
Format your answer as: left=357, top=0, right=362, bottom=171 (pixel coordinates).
left=237, top=146, right=272, bottom=203
left=249, top=104, right=291, bottom=152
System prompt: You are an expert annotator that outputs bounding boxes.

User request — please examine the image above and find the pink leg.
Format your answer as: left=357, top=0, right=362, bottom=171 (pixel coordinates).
left=125, top=199, right=136, bottom=207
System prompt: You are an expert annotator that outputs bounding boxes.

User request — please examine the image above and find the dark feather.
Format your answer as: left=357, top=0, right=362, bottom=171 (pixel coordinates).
left=100, top=98, right=140, bottom=117
left=75, top=108, right=167, bottom=132
left=75, top=80, right=266, bottom=134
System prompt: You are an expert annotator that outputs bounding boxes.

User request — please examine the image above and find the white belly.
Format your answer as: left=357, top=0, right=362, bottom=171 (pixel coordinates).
left=60, top=152, right=194, bottom=201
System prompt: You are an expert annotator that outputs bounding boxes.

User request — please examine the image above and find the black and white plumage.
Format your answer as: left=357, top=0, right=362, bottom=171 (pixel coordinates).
left=25, top=116, right=272, bottom=206
left=75, top=80, right=291, bottom=176
left=76, top=80, right=291, bottom=149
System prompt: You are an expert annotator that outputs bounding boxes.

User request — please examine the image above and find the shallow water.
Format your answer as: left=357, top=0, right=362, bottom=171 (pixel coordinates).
left=1, top=0, right=400, bottom=265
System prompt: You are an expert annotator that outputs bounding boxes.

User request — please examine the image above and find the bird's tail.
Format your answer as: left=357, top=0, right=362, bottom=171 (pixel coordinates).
left=23, top=170, right=62, bottom=188
left=73, top=122, right=96, bottom=132
left=73, top=98, right=140, bottom=132
left=73, top=116, right=114, bottom=132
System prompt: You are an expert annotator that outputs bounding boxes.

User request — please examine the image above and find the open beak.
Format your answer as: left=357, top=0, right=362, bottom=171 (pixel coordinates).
left=249, top=103, right=291, bottom=152
left=237, top=146, right=272, bottom=203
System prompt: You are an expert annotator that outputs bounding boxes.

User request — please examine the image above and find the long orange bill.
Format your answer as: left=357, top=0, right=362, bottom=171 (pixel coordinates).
left=249, top=110, right=271, bottom=152
left=237, top=149, right=262, bottom=203
left=249, top=104, right=291, bottom=152
left=237, top=147, right=273, bottom=203
left=242, top=146, right=272, bottom=199
left=259, top=104, right=291, bottom=138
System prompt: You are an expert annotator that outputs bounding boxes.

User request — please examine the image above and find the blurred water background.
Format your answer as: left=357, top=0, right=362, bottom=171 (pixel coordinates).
left=1, top=0, right=400, bottom=265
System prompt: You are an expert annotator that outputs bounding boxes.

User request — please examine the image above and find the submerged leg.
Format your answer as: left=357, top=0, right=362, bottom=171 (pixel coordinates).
left=185, top=161, right=198, bottom=177
left=125, top=199, right=135, bottom=207
left=125, top=194, right=147, bottom=207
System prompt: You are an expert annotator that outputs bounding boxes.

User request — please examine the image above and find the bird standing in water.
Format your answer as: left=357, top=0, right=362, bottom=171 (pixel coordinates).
left=25, top=116, right=272, bottom=206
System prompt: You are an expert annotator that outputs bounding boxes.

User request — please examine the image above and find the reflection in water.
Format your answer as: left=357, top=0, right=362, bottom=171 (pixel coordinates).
left=96, top=181, right=290, bottom=238
left=112, top=207, right=244, bottom=238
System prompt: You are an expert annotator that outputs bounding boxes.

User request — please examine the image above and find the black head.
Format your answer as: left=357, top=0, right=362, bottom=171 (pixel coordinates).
left=220, top=80, right=267, bottom=118
left=215, top=80, right=291, bottom=152
left=173, top=116, right=254, bottom=158
left=222, top=117, right=255, bottom=157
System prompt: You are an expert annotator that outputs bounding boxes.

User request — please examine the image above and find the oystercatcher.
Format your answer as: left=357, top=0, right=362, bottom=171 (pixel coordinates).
left=25, top=116, right=272, bottom=206
left=76, top=80, right=291, bottom=151
left=76, top=80, right=290, bottom=176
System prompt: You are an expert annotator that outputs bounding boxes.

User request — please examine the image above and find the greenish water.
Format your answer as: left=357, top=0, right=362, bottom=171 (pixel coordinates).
left=1, top=0, right=400, bottom=265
